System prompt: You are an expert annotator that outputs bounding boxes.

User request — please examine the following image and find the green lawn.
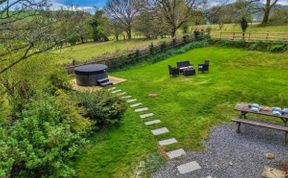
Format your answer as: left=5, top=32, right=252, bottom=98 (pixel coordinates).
left=74, top=46, right=288, bottom=177
left=55, top=39, right=162, bottom=64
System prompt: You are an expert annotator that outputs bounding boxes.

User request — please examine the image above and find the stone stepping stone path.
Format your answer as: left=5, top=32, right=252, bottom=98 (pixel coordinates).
left=134, top=107, right=149, bottom=112
left=166, top=148, right=186, bottom=159
left=117, top=92, right=126, bottom=96
left=127, top=99, right=137, bottom=103
left=151, top=127, right=169, bottom=135
left=108, top=87, right=202, bottom=176
left=145, top=119, right=161, bottom=126
left=108, top=87, right=116, bottom=91
left=140, top=113, right=154, bottom=119
left=177, top=161, right=201, bottom=174
left=130, top=103, right=142, bottom=108
left=159, top=138, right=177, bottom=146
left=111, top=89, right=122, bottom=94
left=122, top=95, right=132, bottom=99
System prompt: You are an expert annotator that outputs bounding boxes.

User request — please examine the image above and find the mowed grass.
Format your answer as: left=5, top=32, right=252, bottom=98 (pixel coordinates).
left=55, top=39, right=162, bottom=64
left=74, top=46, right=288, bottom=177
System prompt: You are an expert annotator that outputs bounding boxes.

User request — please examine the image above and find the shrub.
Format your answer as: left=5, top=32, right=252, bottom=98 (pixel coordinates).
left=4, top=97, right=89, bottom=177
left=49, top=68, right=72, bottom=93
left=160, top=41, right=167, bottom=52
left=269, top=44, right=287, bottom=53
left=183, top=35, right=189, bottom=43
left=74, top=90, right=128, bottom=128
left=149, top=42, right=154, bottom=54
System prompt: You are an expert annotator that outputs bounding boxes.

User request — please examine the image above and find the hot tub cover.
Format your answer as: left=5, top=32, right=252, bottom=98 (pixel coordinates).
left=74, top=64, right=108, bottom=75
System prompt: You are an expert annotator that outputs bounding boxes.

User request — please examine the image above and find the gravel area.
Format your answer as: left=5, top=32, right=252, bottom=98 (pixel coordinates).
left=153, top=123, right=288, bottom=178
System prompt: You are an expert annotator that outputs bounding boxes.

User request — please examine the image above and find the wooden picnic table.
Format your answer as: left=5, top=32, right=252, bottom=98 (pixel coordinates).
left=233, top=102, right=288, bottom=144
left=235, top=102, right=288, bottom=126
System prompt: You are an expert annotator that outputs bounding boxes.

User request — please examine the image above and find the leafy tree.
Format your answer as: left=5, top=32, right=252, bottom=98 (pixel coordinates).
left=134, top=10, right=170, bottom=39
left=89, top=10, right=110, bottom=42
left=104, top=0, right=147, bottom=40
left=261, top=0, right=279, bottom=24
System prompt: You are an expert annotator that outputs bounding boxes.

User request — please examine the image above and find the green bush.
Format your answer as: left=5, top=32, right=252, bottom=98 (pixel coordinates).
left=49, top=68, right=72, bottom=93
left=74, top=90, right=128, bottom=128
left=269, top=44, right=287, bottom=53
left=2, top=97, right=90, bottom=177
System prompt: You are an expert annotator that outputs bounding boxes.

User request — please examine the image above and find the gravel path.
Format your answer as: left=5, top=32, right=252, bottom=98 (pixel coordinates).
left=153, top=123, right=288, bottom=178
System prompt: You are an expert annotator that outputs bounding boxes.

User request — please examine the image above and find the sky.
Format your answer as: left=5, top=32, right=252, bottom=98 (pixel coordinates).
left=50, top=0, right=288, bottom=11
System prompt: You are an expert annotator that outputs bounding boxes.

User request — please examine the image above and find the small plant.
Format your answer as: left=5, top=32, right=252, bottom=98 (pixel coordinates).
left=149, top=42, right=154, bottom=54
left=74, top=90, right=128, bottom=129
left=269, top=44, right=287, bottom=53
left=160, top=41, right=167, bottom=52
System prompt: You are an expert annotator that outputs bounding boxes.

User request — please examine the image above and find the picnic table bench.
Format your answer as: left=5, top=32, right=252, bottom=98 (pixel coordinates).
left=232, top=103, right=288, bottom=144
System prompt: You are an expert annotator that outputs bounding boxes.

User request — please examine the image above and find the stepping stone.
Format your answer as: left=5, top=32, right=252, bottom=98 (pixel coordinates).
left=166, top=148, right=186, bottom=159
left=145, top=119, right=161, bottom=126
left=206, top=176, right=213, bottom=178
left=130, top=103, right=142, bottom=108
left=117, top=92, right=126, bottom=96
left=127, top=99, right=137, bottom=103
left=108, top=87, right=116, bottom=91
left=111, top=89, right=122, bottom=93
left=122, top=95, right=132, bottom=99
left=151, top=127, right=169, bottom=135
left=177, top=161, right=201, bottom=174
left=159, top=138, right=178, bottom=146
left=140, top=113, right=154, bottom=119
left=135, top=107, right=149, bottom=112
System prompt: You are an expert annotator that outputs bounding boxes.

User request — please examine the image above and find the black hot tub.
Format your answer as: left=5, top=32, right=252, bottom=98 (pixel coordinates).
left=74, top=64, right=108, bottom=86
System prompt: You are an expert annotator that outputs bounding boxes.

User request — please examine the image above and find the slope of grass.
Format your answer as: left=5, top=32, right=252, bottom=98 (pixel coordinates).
left=74, top=46, right=288, bottom=177
left=55, top=39, right=162, bottom=64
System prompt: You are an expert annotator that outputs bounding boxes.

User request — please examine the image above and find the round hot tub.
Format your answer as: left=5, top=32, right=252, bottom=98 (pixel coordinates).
left=74, top=64, right=108, bottom=86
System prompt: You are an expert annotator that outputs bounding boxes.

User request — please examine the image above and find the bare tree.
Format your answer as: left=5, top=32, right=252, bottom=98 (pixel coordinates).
left=104, top=0, right=147, bottom=40
left=0, top=0, right=64, bottom=74
left=261, top=0, right=279, bottom=24
left=152, top=0, right=204, bottom=38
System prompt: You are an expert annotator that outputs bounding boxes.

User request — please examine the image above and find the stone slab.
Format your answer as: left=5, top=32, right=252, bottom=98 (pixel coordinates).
left=177, top=161, right=201, bottom=174
left=140, top=113, right=154, bottom=119
left=130, top=103, right=142, bottom=107
left=159, top=138, right=178, bottom=146
left=127, top=99, right=137, bottom=103
left=111, top=89, right=122, bottom=93
left=145, top=120, right=161, bottom=126
left=167, top=148, right=186, bottom=159
left=108, top=87, right=116, bottom=91
left=135, top=107, right=149, bottom=112
left=117, top=92, right=126, bottom=96
left=122, top=95, right=132, bottom=99
left=151, top=127, right=169, bottom=135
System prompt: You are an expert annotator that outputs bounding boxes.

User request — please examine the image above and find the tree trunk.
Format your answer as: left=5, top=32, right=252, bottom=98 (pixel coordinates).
left=126, top=26, right=132, bottom=40
left=171, top=27, right=177, bottom=38
left=262, top=8, right=271, bottom=24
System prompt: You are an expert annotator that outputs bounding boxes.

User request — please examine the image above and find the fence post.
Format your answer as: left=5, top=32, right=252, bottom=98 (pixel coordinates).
left=220, top=31, right=222, bottom=39
left=266, top=32, right=269, bottom=41
left=233, top=32, right=235, bottom=40
left=248, top=32, right=251, bottom=42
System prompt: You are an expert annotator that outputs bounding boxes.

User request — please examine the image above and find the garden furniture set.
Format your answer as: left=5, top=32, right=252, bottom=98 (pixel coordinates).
left=168, top=60, right=209, bottom=77
left=232, top=103, right=288, bottom=145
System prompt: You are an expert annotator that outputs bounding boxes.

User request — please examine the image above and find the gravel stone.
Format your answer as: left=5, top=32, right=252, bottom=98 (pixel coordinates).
left=153, top=123, right=288, bottom=178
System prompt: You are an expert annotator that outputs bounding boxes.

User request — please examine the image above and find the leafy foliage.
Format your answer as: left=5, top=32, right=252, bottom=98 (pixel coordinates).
left=6, top=97, right=89, bottom=177
left=74, top=90, right=128, bottom=128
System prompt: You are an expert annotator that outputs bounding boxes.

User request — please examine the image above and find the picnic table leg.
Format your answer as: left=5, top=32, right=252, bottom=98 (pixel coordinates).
left=240, top=111, right=247, bottom=119
left=236, top=122, right=241, bottom=133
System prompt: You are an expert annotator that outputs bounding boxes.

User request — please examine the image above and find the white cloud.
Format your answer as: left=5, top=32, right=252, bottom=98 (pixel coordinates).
left=48, top=0, right=95, bottom=12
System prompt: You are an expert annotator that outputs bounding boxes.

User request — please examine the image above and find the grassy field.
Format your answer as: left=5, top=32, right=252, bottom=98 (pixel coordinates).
left=74, top=46, right=288, bottom=177
left=55, top=39, right=162, bottom=64
left=203, top=23, right=288, bottom=39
